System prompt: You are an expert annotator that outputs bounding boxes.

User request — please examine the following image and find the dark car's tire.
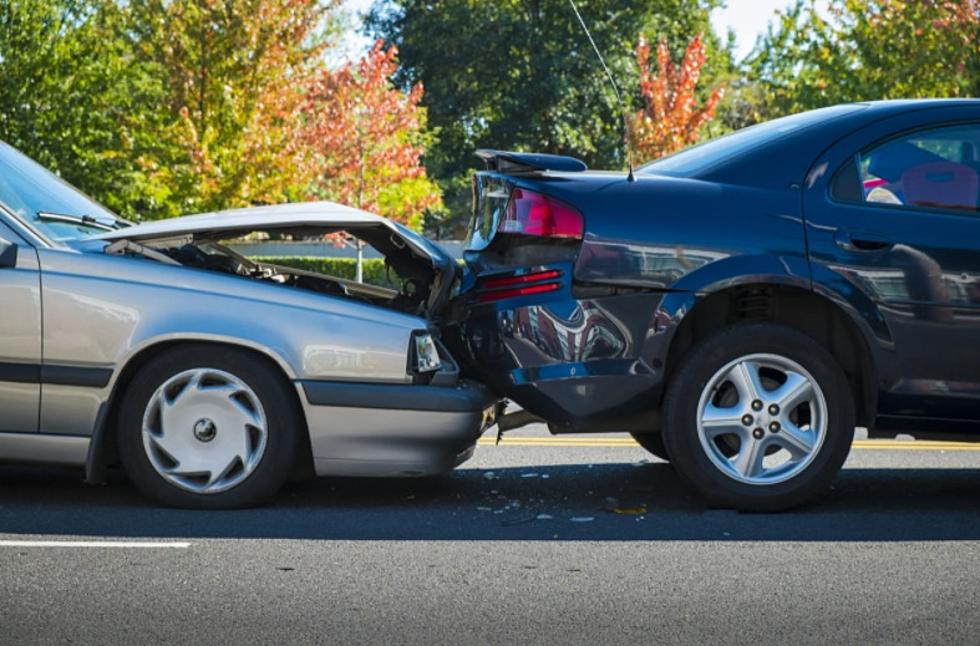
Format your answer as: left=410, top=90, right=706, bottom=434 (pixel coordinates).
left=661, top=323, right=854, bottom=512
left=117, top=344, right=302, bottom=509
left=630, top=432, right=670, bottom=462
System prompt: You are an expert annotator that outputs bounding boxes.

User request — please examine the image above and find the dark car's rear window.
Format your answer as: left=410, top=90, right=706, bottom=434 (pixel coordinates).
left=638, top=104, right=868, bottom=178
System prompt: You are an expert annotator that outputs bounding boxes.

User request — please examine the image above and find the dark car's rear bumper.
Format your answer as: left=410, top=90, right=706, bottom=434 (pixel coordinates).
left=445, top=286, right=673, bottom=431
left=297, top=378, right=499, bottom=477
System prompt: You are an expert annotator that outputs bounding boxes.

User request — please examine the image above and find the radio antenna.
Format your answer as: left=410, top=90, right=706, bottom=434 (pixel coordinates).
left=566, top=0, right=635, bottom=182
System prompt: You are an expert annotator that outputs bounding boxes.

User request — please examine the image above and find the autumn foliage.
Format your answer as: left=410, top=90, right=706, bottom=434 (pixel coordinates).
left=127, top=0, right=331, bottom=217
left=20, top=0, right=440, bottom=228
left=631, top=34, right=724, bottom=163
left=301, top=41, right=441, bottom=231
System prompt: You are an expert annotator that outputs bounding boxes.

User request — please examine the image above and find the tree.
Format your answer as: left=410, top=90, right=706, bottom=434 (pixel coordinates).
left=121, top=0, right=341, bottom=220
left=301, top=41, right=441, bottom=231
left=631, top=33, right=724, bottom=163
left=0, top=0, right=167, bottom=218
left=301, top=41, right=441, bottom=281
left=367, top=0, right=729, bottom=235
left=749, top=0, right=979, bottom=119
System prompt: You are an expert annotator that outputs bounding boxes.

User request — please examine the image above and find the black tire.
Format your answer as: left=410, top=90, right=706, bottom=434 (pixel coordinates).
left=661, top=323, right=855, bottom=511
left=630, top=432, right=670, bottom=462
left=117, top=344, right=302, bottom=509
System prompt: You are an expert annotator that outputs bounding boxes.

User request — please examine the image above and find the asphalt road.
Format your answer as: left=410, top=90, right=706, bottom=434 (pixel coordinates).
left=1, top=426, right=979, bottom=645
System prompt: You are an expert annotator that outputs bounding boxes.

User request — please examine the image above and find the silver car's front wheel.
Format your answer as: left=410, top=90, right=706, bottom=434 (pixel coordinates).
left=119, top=345, right=301, bottom=509
left=142, top=368, right=268, bottom=494
left=696, top=354, right=827, bottom=485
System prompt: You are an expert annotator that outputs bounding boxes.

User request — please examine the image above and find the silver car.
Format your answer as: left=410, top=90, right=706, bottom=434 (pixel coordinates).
left=0, top=141, right=497, bottom=508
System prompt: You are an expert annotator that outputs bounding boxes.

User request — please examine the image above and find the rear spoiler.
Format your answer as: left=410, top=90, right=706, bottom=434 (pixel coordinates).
left=475, top=149, right=588, bottom=175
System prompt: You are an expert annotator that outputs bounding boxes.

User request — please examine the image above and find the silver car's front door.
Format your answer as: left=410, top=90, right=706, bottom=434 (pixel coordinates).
left=0, top=220, right=41, bottom=432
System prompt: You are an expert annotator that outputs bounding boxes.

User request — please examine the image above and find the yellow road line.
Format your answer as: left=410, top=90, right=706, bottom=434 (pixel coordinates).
left=477, top=437, right=980, bottom=451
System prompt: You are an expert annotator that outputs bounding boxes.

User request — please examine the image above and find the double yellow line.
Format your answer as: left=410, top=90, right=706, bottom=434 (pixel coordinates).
left=477, top=437, right=980, bottom=451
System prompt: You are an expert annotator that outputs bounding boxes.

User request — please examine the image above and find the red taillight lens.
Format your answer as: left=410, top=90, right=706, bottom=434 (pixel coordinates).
left=480, top=269, right=562, bottom=291
left=476, top=269, right=564, bottom=303
left=476, top=282, right=561, bottom=303
left=499, top=189, right=583, bottom=239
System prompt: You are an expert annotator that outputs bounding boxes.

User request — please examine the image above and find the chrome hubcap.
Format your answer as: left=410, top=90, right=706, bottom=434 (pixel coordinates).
left=696, top=353, right=828, bottom=486
left=142, top=368, right=267, bottom=494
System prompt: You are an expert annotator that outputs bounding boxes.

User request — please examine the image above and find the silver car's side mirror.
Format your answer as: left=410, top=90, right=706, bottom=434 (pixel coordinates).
left=0, top=237, right=18, bottom=268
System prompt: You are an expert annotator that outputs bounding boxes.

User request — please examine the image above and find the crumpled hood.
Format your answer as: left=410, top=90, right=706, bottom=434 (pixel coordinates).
left=94, top=201, right=390, bottom=243
left=92, top=200, right=459, bottom=316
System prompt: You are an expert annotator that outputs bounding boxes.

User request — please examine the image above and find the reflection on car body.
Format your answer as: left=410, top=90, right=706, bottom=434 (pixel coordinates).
left=447, top=99, right=980, bottom=511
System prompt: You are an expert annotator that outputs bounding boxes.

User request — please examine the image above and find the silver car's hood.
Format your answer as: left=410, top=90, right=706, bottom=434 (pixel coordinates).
left=97, top=202, right=393, bottom=243
left=93, top=200, right=459, bottom=314
left=96, top=200, right=451, bottom=269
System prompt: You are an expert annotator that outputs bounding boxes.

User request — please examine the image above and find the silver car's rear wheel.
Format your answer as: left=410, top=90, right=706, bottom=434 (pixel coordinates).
left=696, top=353, right=827, bottom=485
left=142, top=368, right=268, bottom=494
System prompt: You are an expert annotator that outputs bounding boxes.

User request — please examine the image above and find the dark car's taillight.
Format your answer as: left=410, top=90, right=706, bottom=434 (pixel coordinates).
left=499, top=188, right=584, bottom=239
left=476, top=269, right=564, bottom=303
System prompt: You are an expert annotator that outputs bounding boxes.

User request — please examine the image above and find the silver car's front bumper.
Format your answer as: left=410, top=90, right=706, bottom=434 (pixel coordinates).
left=297, top=379, right=499, bottom=477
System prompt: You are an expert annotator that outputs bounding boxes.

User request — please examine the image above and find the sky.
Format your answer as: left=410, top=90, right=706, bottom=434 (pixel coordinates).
left=340, top=0, right=811, bottom=62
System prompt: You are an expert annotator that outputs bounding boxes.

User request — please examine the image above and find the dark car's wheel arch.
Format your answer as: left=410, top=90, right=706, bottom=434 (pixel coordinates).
left=85, top=340, right=314, bottom=485
left=660, top=283, right=878, bottom=430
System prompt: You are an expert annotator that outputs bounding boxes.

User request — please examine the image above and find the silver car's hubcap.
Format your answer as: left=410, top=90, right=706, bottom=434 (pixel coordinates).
left=696, top=353, right=828, bottom=486
left=142, top=368, right=268, bottom=494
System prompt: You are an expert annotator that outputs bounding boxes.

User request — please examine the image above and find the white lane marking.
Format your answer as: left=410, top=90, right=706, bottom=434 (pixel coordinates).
left=0, top=540, right=191, bottom=548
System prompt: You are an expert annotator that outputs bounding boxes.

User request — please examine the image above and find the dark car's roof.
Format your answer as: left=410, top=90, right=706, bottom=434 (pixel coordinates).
left=638, top=99, right=980, bottom=189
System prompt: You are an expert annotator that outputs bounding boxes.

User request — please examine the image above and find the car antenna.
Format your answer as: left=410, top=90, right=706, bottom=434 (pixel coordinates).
left=566, top=0, right=636, bottom=182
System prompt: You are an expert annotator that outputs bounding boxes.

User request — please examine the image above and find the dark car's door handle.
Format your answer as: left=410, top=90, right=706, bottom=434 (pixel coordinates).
left=833, top=229, right=893, bottom=252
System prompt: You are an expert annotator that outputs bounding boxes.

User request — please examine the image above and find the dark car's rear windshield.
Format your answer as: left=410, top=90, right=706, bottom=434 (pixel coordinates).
left=638, top=104, right=868, bottom=178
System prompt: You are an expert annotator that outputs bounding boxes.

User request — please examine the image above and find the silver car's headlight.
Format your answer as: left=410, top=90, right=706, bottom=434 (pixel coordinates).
left=412, top=332, right=442, bottom=373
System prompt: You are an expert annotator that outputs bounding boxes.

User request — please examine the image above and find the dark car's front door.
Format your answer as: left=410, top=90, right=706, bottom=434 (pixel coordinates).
left=803, top=105, right=980, bottom=428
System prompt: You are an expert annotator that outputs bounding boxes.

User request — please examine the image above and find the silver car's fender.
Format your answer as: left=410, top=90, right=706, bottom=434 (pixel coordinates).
left=37, top=247, right=430, bottom=441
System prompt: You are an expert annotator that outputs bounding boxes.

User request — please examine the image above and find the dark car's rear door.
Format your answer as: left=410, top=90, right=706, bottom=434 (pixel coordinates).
left=803, top=105, right=980, bottom=428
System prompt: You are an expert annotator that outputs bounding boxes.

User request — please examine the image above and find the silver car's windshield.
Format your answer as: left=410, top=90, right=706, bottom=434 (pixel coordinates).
left=0, top=141, right=123, bottom=240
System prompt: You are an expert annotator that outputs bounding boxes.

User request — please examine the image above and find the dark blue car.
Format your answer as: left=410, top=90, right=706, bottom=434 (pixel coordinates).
left=447, top=99, right=980, bottom=511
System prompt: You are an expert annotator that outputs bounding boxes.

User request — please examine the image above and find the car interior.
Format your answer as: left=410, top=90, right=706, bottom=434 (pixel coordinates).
left=856, top=126, right=980, bottom=212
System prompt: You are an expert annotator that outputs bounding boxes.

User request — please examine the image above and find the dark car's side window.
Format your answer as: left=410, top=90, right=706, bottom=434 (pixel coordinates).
left=831, top=123, right=980, bottom=214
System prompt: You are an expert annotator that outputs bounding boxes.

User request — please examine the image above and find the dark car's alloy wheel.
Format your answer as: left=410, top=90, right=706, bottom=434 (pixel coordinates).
left=118, top=345, right=301, bottom=509
left=662, top=323, right=854, bottom=511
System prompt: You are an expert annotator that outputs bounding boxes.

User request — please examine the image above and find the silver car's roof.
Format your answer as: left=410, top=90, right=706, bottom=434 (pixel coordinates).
left=94, top=201, right=387, bottom=242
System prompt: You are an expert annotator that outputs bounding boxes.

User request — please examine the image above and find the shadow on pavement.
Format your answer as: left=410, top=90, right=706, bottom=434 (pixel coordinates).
left=0, top=462, right=978, bottom=542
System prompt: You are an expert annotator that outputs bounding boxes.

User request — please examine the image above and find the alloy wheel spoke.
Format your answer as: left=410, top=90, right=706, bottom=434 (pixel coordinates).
left=731, top=437, right=765, bottom=478
left=771, top=372, right=813, bottom=413
left=700, top=403, right=747, bottom=438
left=726, top=360, right=766, bottom=403
left=773, top=420, right=815, bottom=458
